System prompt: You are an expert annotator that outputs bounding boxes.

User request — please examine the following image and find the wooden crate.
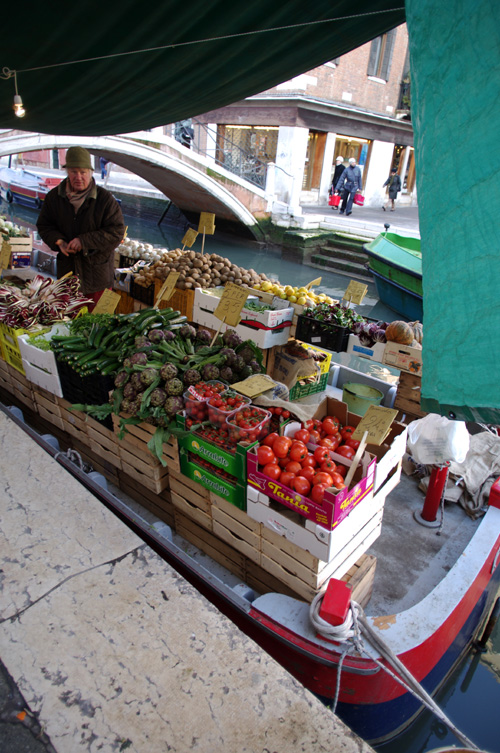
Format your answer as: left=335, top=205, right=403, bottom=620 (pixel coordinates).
left=118, top=471, right=175, bottom=527
left=112, top=414, right=181, bottom=473
left=394, top=371, right=427, bottom=419
left=174, top=510, right=246, bottom=580
left=115, top=290, right=135, bottom=315
left=33, top=386, right=64, bottom=430
left=244, top=559, right=299, bottom=599
left=154, top=279, right=194, bottom=320
left=170, top=474, right=212, bottom=530
left=211, top=493, right=261, bottom=565
left=57, top=398, right=90, bottom=442
left=86, top=421, right=122, bottom=470
left=340, top=554, right=377, bottom=609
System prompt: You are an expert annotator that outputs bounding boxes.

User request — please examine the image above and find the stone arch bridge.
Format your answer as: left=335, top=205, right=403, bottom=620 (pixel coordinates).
left=0, top=132, right=271, bottom=240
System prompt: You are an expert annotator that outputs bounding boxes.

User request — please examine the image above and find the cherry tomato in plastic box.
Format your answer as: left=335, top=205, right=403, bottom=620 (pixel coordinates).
left=273, top=436, right=292, bottom=459
left=257, top=445, right=277, bottom=466
left=314, top=446, right=330, bottom=464
left=294, top=428, right=310, bottom=444
left=280, top=471, right=296, bottom=488
left=313, top=471, right=334, bottom=487
left=311, top=483, right=328, bottom=504
left=336, top=444, right=356, bottom=460
left=262, top=463, right=281, bottom=481
left=292, top=475, right=311, bottom=496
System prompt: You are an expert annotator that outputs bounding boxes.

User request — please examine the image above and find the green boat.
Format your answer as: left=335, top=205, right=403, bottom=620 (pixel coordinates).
left=363, top=232, right=423, bottom=321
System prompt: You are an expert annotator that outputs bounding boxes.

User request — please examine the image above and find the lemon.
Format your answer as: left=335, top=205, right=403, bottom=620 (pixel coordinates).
left=253, top=283, right=261, bottom=290
left=279, top=292, right=287, bottom=299
left=298, top=287, right=308, bottom=295
left=297, top=296, right=307, bottom=305
left=288, top=295, right=297, bottom=303
left=285, top=286, right=294, bottom=296
left=261, top=281, right=272, bottom=292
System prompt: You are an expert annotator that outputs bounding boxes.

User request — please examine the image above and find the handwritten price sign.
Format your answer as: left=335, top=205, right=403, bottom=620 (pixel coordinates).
left=181, top=228, right=198, bottom=248
left=351, top=405, right=398, bottom=445
left=214, top=283, right=249, bottom=327
left=92, top=289, right=121, bottom=315
left=343, top=280, right=368, bottom=305
left=154, top=271, right=180, bottom=308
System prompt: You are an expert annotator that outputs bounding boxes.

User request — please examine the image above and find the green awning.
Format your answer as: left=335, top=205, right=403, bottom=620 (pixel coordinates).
left=0, top=1, right=405, bottom=136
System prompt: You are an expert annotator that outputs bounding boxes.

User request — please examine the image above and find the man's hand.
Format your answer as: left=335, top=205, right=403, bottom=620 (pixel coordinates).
left=67, top=237, right=82, bottom=252
left=56, top=239, right=70, bottom=256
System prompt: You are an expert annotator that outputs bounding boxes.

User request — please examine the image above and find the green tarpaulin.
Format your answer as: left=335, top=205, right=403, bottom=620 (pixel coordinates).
left=407, top=0, right=500, bottom=422
left=0, top=1, right=404, bottom=135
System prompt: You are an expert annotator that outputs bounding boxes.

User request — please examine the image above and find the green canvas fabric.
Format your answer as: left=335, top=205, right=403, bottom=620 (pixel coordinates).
left=0, top=1, right=404, bottom=135
left=407, top=0, right=500, bottom=422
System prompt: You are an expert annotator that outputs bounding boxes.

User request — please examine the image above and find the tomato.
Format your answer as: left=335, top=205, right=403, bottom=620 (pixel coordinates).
left=285, top=460, right=302, bottom=474
left=328, top=435, right=341, bottom=452
left=281, top=410, right=291, bottom=419
left=314, top=446, right=330, bottom=464
left=298, top=466, right=316, bottom=483
left=273, top=436, right=292, bottom=458
left=292, top=475, right=311, bottom=496
left=280, top=471, right=296, bottom=488
left=278, top=456, right=291, bottom=469
left=301, top=455, right=317, bottom=468
left=345, top=437, right=360, bottom=450
left=289, top=443, right=308, bottom=462
left=319, top=459, right=336, bottom=473
left=331, top=472, right=346, bottom=489
left=340, top=425, right=356, bottom=441
left=262, top=463, right=281, bottom=480
left=303, top=419, right=315, bottom=431
left=262, top=432, right=279, bottom=448
left=314, top=471, right=334, bottom=487
left=336, top=445, right=356, bottom=460
left=308, top=429, right=322, bottom=444
left=257, top=445, right=276, bottom=466
left=335, top=464, right=347, bottom=478
left=322, top=416, right=340, bottom=435
left=311, top=483, right=328, bottom=504
left=294, top=428, right=310, bottom=444
left=319, top=436, right=336, bottom=449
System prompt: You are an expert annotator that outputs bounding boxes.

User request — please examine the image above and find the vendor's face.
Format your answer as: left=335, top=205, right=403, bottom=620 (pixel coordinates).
left=67, top=168, right=92, bottom=192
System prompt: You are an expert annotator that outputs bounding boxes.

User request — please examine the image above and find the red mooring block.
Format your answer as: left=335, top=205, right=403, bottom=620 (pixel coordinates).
left=489, top=477, right=500, bottom=509
left=318, top=578, right=352, bottom=626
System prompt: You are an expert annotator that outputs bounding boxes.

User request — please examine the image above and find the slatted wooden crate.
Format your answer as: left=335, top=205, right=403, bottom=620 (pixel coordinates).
left=86, top=420, right=122, bottom=471
left=5, top=362, right=37, bottom=411
left=340, top=554, right=377, bottom=608
left=211, top=493, right=261, bottom=565
left=118, top=471, right=175, bottom=527
left=394, top=371, right=427, bottom=420
left=169, top=469, right=212, bottom=530
left=57, top=398, right=90, bottom=443
left=33, top=386, right=65, bottom=431
left=173, top=509, right=247, bottom=580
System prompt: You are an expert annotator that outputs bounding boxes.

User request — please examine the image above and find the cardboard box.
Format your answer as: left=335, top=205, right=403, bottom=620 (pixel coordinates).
left=179, top=450, right=247, bottom=509
left=383, top=342, right=423, bottom=376
left=192, top=288, right=293, bottom=349
left=347, top=334, right=387, bottom=363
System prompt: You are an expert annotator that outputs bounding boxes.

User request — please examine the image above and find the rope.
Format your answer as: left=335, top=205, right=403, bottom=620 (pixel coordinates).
left=54, top=448, right=92, bottom=473
left=2, top=8, right=405, bottom=76
left=310, top=596, right=480, bottom=750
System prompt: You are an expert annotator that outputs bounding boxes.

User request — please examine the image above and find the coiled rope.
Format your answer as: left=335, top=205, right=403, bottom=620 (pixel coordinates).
left=309, top=593, right=479, bottom=750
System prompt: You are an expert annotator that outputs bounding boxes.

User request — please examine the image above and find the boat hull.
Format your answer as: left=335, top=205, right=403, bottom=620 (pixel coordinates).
left=0, top=168, right=58, bottom=209
left=364, top=232, right=423, bottom=320
left=371, top=268, right=424, bottom=321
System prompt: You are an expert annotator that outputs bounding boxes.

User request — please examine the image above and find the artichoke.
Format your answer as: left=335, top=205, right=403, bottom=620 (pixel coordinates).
left=179, top=323, right=197, bottom=340
left=130, top=351, right=148, bottom=366
left=249, top=359, right=262, bottom=374
left=237, top=345, right=255, bottom=364
left=220, top=347, right=237, bottom=366
left=160, top=362, right=178, bottom=381
left=183, top=368, right=202, bottom=386
left=233, top=355, right=245, bottom=372
left=123, top=383, right=137, bottom=399
left=130, top=372, right=145, bottom=392
left=164, top=395, right=184, bottom=416
left=166, top=377, right=184, bottom=396
left=202, top=363, right=220, bottom=381
left=196, top=329, right=212, bottom=345
left=148, top=328, right=165, bottom=343
left=140, top=367, right=160, bottom=386
left=114, top=370, right=129, bottom=388
left=219, top=366, right=234, bottom=383
left=150, top=387, right=167, bottom=407
left=222, top=329, right=243, bottom=348
left=134, top=336, right=152, bottom=350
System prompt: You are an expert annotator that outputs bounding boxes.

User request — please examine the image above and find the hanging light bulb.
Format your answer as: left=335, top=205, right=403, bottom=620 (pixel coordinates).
left=13, top=93, right=25, bottom=118
left=1, top=68, right=26, bottom=118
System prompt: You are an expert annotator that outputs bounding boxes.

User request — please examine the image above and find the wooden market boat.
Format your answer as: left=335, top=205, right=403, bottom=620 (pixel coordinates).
left=0, top=384, right=498, bottom=747
left=0, top=166, right=60, bottom=209
left=363, top=232, right=423, bottom=321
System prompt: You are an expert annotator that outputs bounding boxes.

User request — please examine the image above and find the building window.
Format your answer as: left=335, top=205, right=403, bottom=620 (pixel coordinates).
left=367, top=29, right=396, bottom=81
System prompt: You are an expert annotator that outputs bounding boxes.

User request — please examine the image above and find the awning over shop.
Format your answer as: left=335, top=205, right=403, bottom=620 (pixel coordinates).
left=0, top=1, right=404, bottom=136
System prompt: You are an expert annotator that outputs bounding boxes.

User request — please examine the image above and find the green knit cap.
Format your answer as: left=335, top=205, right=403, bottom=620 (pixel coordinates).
left=63, top=147, right=92, bottom=169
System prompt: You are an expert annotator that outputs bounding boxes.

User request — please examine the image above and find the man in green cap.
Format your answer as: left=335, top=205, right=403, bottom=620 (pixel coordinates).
left=37, top=146, right=125, bottom=307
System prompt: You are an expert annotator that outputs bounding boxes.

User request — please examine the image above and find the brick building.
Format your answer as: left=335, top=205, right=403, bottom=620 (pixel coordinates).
left=195, top=24, right=415, bottom=210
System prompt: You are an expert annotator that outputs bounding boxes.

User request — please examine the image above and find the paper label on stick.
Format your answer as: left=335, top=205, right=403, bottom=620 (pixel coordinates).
left=351, top=405, right=398, bottom=445
left=0, top=240, right=12, bottom=273
left=182, top=228, right=198, bottom=248
left=231, top=374, right=276, bottom=398
left=305, top=277, right=322, bottom=290
left=213, top=283, right=249, bottom=327
left=198, top=212, right=216, bottom=235
left=343, top=280, right=368, bottom=304
left=154, top=271, right=180, bottom=307
left=92, top=289, right=121, bottom=315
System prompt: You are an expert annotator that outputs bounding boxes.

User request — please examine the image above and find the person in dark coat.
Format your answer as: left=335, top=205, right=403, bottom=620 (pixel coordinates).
left=335, top=157, right=362, bottom=216
left=329, top=156, right=346, bottom=210
left=37, top=147, right=125, bottom=307
left=383, top=167, right=402, bottom=211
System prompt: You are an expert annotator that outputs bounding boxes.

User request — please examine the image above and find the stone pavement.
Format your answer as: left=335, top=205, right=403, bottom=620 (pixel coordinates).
left=0, top=408, right=374, bottom=753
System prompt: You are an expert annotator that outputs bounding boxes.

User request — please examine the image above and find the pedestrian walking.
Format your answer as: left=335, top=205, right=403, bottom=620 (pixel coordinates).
left=335, top=157, right=362, bottom=216
left=383, top=167, right=402, bottom=211
left=329, top=156, right=346, bottom=210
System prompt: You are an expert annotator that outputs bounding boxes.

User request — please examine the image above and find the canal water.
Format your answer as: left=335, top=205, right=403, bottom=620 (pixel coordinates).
left=3, top=197, right=500, bottom=753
